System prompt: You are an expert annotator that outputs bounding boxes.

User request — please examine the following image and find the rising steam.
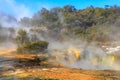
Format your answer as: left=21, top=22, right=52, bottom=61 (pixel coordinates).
left=0, top=2, right=120, bottom=71
left=48, top=40, right=120, bottom=70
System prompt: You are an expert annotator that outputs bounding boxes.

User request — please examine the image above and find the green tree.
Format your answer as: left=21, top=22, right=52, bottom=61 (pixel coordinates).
left=16, top=29, right=29, bottom=46
left=16, top=29, right=49, bottom=53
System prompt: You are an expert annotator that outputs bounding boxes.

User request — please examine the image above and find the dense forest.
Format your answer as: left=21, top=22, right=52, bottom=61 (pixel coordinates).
left=1, top=5, right=120, bottom=43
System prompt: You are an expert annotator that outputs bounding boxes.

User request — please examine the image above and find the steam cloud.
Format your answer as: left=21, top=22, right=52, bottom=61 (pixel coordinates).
left=48, top=40, right=120, bottom=70
left=0, top=1, right=120, bottom=71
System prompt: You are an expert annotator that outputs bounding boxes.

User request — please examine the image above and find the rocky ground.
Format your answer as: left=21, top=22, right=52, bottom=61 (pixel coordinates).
left=0, top=48, right=120, bottom=80
left=1, top=67, right=120, bottom=80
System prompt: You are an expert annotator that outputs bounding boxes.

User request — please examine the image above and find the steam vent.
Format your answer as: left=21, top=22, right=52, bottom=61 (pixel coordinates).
left=0, top=0, right=120, bottom=80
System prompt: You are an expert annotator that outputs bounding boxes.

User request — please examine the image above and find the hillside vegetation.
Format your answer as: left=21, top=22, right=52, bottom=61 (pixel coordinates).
left=19, top=5, right=120, bottom=42
left=0, top=5, right=120, bottom=43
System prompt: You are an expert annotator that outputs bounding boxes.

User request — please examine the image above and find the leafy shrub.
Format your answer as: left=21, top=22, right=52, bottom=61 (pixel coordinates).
left=17, top=41, right=48, bottom=53
left=16, top=29, right=49, bottom=54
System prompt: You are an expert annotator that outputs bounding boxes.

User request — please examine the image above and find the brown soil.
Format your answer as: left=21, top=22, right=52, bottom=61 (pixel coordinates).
left=1, top=48, right=120, bottom=80
left=0, top=48, right=35, bottom=59
left=2, top=67, right=120, bottom=80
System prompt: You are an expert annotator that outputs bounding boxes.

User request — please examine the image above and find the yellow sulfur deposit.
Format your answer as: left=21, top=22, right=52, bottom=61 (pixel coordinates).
left=68, top=48, right=81, bottom=60
left=101, top=55, right=115, bottom=66
left=72, top=49, right=81, bottom=59
left=109, top=55, right=115, bottom=66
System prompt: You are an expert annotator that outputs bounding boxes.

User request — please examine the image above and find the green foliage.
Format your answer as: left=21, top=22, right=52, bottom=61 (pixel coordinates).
left=16, top=29, right=49, bottom=53
left=17, top=41, right=48, bottom=54
left=18, top=41, right=48, bottom=53
left=18, top=5, right=120, bottom=43
left=16, top=29, right=29, bottom=45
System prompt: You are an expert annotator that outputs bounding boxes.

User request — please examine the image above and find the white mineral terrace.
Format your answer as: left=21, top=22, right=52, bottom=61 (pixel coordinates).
left=102, top=45, right=120, bottom=54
